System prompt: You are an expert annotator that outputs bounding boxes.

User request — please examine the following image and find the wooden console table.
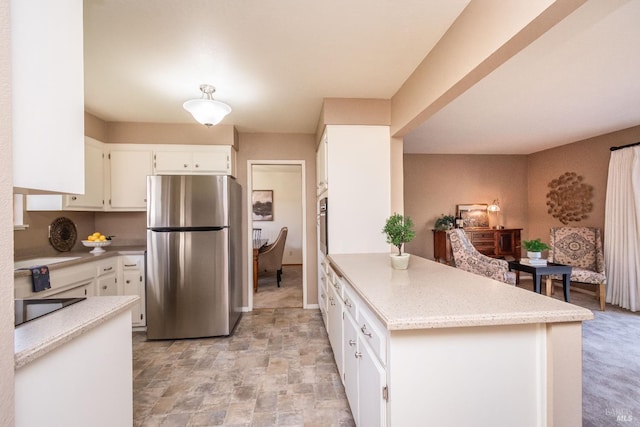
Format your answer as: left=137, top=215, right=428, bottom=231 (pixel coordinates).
left=433, top=228, right=522, bottom=265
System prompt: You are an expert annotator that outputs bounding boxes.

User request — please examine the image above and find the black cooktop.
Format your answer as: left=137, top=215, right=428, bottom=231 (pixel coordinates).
left=15, top=298, right=86, bottom=327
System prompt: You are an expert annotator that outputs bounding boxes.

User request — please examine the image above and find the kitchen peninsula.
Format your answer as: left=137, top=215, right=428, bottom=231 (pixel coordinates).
left=323, top=253, right=593, bottom=427
left=14, top=296, right=138, bottom=427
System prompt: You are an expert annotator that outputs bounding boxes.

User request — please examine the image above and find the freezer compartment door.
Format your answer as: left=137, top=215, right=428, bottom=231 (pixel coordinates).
left=147, top=175, right=231, bottom=228
left=146, top=229, right=231, bottom=339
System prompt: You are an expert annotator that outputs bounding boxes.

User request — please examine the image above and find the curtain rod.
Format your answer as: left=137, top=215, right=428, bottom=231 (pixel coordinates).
left=610, top=141, right=640, bottom=151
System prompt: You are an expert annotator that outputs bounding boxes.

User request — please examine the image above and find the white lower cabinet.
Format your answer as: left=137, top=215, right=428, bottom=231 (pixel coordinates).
left=326, top=263, right=387, bottom=426
left=119, top=255, right=146, bottom=327
left=15, top=253, right=146, bottom=329
left=327, top=279, right=344, bottom=377
left=343, top=312, right=360, bottom=424
left=96, top=257, right=118, bottom=296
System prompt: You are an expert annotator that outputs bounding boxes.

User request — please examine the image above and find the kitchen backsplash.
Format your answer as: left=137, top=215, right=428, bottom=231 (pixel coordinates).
left=14, top=211, right=146, bottom=258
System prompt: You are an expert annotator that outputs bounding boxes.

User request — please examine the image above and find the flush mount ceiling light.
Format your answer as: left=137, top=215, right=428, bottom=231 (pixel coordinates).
left=183, top=84, right=232, bottom=126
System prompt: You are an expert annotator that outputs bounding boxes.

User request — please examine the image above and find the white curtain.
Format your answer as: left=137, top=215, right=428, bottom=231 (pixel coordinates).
left=604, top=146, right=640, bottom=311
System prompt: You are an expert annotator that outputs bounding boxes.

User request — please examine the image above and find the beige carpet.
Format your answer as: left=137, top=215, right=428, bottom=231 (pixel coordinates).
left=253, top=264, right=303, bottom=309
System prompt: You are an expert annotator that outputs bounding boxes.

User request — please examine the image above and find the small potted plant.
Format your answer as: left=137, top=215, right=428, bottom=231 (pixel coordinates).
left=382, top=213, right=416, bottom=269
left=522, top=238, right=550, bottom=259
left=434, top=214, right=455, bottom=231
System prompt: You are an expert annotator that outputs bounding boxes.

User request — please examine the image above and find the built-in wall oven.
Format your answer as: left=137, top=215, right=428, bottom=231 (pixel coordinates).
left=319, top=197, right=328, bottom=254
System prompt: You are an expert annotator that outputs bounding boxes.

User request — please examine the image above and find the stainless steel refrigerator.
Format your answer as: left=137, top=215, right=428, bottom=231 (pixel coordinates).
left=146, top=175, right=242, bottom=339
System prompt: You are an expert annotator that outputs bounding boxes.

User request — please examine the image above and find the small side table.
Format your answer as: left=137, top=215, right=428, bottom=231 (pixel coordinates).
left=508, top=261, right=573, bottom=303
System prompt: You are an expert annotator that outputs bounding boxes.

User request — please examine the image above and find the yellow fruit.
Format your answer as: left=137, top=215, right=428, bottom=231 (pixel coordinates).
left=92, top=232, right=101, bottom=238
left=87, top=235, right=96, bottom=241
left=99, top=235, right=107, bottom=241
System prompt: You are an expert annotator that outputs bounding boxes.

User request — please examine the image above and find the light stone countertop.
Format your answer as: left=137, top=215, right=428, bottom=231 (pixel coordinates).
left=14, top=296, right=139, bottom=369
left=328, top=253, right=594, bottom=331
left=14, top=245, right=146, bottom=277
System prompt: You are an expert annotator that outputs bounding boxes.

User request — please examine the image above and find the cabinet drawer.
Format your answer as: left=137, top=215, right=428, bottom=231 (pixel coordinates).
left=356, top=306, right=387, bottom=365
left=96, top=257, right=117, bottom=277
left=120, top=255, right=143, bottom=270
left=469, top=231, right=494, bottom=242
left=342, top=283, right=357, bottom=320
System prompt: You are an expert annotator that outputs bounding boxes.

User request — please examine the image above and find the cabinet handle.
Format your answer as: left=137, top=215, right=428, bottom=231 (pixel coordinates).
left=102, top=285, right=107, bottom=290
left=184, top=164, right=188, bottom=168
left=349, top=339, right=356, bottom=347
left=103, top=267, right=113, bottom=272
left=354, top=351, right=362, bottom=359
left=195, top=164, right=199, bottom=168
left=329, top=297, right=335, bottom=306
left=126, top=280, right=131, bottom=284
left=124, top=263, right=136, bottom=267
left=361, top=324, right=373, bottom=338
left=71, top=196, right=77, bottom=200
left=344, top=299, right=352, bottom=308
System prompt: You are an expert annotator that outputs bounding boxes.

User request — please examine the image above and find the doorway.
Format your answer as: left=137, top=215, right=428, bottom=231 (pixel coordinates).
left=247, top=161, right=306, bottom=310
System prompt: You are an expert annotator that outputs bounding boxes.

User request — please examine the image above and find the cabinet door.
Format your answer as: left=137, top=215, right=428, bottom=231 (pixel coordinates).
left=65, top=138, right=104, bottom=209
left=358, top=338, right=387, bottom=427
left=123, top=270, right=145, bottom=326
left=192, top=151, right=229, bottom=173
left=109, top=149, right=152, bottom=210
left=343, top=313, right=359, bottom=425
left=316, top=133, right=328, bottom=195
left=153, top=151, right=192, bottom=174
left=121, top=255, right=146, bottom=327
left=328, top=284, right=344, bottom=377
left=11, top=0, right=84, bottom=194
left=97, top=273, right=118, bottom=296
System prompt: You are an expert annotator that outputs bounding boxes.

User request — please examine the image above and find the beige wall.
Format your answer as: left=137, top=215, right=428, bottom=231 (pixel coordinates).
left=14, top=211, right=95, bottom=258
left=527, top=125, right=640, bottom=242
left=236, top=133, right=317, bottom=307
left=404, top=154, right=528, bottom=260
left=0, top=0, right=15, bottom=423
left=404, top=125, right=640, bottom=261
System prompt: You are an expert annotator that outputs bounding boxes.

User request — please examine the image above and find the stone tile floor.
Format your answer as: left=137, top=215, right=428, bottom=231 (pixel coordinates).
left=133, top=308, right=355, bottom=426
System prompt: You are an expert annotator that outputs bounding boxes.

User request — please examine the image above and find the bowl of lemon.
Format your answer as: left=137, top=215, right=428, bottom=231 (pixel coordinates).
left=82, top=232, right=113, bottom=255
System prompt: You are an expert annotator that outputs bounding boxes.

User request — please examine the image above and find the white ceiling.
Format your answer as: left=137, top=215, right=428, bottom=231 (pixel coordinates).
left=84, top=0, right=640, bottom=154
left=404, top=0, right=640, bottom=154
left=83, top=0, right=470, bottom=133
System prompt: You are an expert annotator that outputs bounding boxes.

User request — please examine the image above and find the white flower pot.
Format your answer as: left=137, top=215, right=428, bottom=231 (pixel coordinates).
left=390, top=253, right=410, bottom=270
left=527, top=251, right=542, bottom=259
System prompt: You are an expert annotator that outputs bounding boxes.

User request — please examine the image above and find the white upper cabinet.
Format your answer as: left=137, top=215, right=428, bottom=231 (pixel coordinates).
left=325, top=125, right=391, bottom=254
left=107, top=145, right=153, bottom=211
left=26, top=137, right=104, bottom=211
left=316, top=132, right=328, bottom=196
left=11, top=0, right=85, bottom=193
left=153, top=145, right=234, bottom=175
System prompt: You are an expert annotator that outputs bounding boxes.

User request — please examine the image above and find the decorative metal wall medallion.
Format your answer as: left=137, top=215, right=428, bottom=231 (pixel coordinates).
left=546, top=172, right=593, bottom=224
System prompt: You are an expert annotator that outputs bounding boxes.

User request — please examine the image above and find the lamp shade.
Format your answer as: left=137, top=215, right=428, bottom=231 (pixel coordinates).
left=487, top=199, right=501, bottom=212
left=183, top=84, right=232, bottom=126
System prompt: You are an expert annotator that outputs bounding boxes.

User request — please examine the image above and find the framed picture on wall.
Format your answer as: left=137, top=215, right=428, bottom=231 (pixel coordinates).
left=252, top=190, right=274, bottom=221
left=456, top=204, right=489, bottom=229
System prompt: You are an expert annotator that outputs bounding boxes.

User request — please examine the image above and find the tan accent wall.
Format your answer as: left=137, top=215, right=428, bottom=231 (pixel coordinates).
left=391, top=0, right=585, bottom=137
left=0, top=0, right=15, bottom=422
left=404, top=125, right=640, bottom=261
left=236, top=133, right=317, bottom=307
left=527, top=125, right=640, bottom=242
left=14, top=211, right=95, bottom=258
left=106, top=122, right=238, bottom=149
left=94, top=212, right=146, bottom=246
left=85, top=111, right=108, bottom=141
left=403, top=154, right=528, bottom=260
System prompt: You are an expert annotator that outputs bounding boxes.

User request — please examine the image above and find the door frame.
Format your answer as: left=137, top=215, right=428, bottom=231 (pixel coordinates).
left=246, top=160, right=308, bottom=310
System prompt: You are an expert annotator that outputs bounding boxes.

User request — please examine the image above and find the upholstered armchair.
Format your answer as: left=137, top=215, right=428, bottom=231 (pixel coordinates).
left=447, top=229, right=516, bottom=285
left=548, top=226, right=606, bottom=311
left=257, top=227, right=288, bottom=289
